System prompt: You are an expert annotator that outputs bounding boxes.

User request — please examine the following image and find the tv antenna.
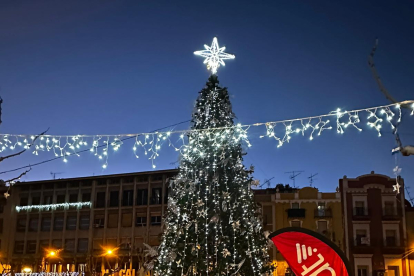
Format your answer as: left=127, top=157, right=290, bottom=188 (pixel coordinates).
left=308, top=173, right=318, bottom=187
left=50, top=172, right=63, bottom=180
left=259, top=177, right=275, bottom=189
left=285, top=171, right=304, bottom=187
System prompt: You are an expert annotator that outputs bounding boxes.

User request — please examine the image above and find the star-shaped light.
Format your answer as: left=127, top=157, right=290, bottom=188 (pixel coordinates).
left=194, top=37, right=235, bottom=74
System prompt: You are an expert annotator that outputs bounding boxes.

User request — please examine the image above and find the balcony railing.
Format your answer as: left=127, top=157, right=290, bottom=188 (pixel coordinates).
left=314, top=208, right=332, bottom=218
left=287, top=209, right=306, bottom=218
left=385, top=237, right=398, bottom=247
left=354, top=237, right=370, bottom=246
left=353, top=207, right=369, bottom=217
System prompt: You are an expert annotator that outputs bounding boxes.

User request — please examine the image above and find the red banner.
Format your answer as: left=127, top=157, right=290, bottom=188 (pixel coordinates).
left=269, top=228, right=351, bottom=276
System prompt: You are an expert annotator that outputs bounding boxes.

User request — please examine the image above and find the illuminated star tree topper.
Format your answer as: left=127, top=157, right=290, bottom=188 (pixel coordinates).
left=194, top=37, right=235, bottom=74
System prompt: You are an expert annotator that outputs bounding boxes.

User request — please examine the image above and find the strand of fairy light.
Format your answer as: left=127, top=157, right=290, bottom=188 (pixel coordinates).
left=0, top=101, right=412, bottom=170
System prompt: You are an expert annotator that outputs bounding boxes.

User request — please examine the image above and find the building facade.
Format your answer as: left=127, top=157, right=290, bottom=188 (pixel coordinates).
left=340, top=172, right=407, bottom=276
left=255, top=185, right=343, bottom=276
left=0, top=170, right=410, bottom=276
left=0, top=169, right=177, bottom=274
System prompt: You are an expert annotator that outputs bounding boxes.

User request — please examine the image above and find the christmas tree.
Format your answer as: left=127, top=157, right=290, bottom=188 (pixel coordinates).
left=154, top=39, right=274, bottom=276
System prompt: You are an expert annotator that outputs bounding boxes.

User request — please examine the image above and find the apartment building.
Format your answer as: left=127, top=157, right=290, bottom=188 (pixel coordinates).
left=255, top=185, right=343, bottom=276
left=0, top=169, right=177, bottom=274
left=339, top=172, right=407, bottom=276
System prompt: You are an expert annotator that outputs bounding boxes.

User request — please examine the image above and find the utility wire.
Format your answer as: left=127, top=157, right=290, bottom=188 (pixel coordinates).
left=0, top=119, right=191, bottom=176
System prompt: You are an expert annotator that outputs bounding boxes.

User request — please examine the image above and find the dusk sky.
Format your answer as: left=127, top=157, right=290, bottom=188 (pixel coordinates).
left=0, top=1, right=413, bottom=192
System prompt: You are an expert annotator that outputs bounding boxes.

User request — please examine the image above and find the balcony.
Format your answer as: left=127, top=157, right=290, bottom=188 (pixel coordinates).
left=384, top=237, right=399, bottom=247
left=314, top=208, right=332, bottom=218
left=287, top=209, right=306, bottom=218
left=355, top=237, right=370, bottom=246
left=382, top=209, right=400, bottom=220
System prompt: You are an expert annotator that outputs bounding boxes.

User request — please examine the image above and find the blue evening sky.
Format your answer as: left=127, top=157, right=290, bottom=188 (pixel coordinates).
left=0, top=0, right=413, bottom=192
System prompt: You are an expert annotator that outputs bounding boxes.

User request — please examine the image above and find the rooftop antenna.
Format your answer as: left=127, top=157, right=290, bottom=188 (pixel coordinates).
left=285, top=171, right=304, bottom=188
left=308, top=173, right=318, bottom=187
left=50, top=172, right=63, bottom=180
left=259, top=177, right=275, bottom=189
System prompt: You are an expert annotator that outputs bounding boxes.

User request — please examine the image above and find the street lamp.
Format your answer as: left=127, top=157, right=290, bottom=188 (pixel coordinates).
left=22, top=267, right=32, bottom=273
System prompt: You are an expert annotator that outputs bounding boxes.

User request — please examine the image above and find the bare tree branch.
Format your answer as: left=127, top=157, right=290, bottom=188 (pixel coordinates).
left=4, top=168, right=31, bottom=184
left=368, top=39, right=411, bottom=109
left=0, top=128, right=49, bottom=162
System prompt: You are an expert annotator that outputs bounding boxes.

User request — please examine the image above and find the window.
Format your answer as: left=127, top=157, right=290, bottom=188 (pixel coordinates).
left=93, top=239, right=103, bottom=251
left=123, top=177, right=134, bottom=183
left=14, top=241, right=24, bottom=254
left=151, top=216, right=161, bottom=226
left=357, top=266, right=368, bottom=276
left=31, top=196, right=41, bottom=205
left=94, top=215, right=104, bottom=228
left=386, top=230, right=397, bottom=246
left=43, top=195, right=52, bottom=205
left=96, top=192, right=106, bottom=208
left=16, top=217, right=26, bottom=232
left=109, top=191, right=119, bottom=207
left=106, top=238, right=117, bottom=248
left=107, top=213, right=118, bottom=228
left=79, top=214, right=90, bottom=230
left=120, top=237, right=131, bottom=249
left=384, top=201, right=395, bottom=216
left=32, top=184, right=41, bottom=190
left=317, top=202, right=326, bottom=216
left=29, top=218, right=38, bottom=232
left=122, top=190, right=134, bottom=206
left=20, top=197, right=28, bottom=206
left=82, top=192, right=91, bottom=202
left=291, top=221, right=301, bottom=228
left=356, top=229, right=368, bottom=245
left=164, top=188, right=169, bottom=204
left=66, top=215, right=77, bottom=230
left=54, top=216, right=64, bottom=231
left=122, top=212, right=132, bottom=227
left=109, top=178, right=120, bottom=185
left=137, top=189, right=148, bottom=205
left=44, top=183, right=54, bottom=190
left=41, top=217, right=51, bottom=232
left=317, top=221, right=328, bottom=234
left=134, top=237, right=144, bottom=249
left=388, top=266, right=400, bottom=276
left=151, top=188, right=162, bottom=205
left=137, top=176, right=148, bottom=183
left=136, top=216, right=147, bottom=227
left=355, top=201, right=366, bottom=216
left=56, top=182, right=66, bottom=189
left=65, top=239, right=75, bottom=253
left=78, top=239, right=88, bottom=253
left=39, top=240, right=49, bottom=252
left=56, top=194, right=66, bottom=204
left=82, top=181, right=92, bottom=187
left=69, top=182, right=79, bottom=188
left=52, top=239, right=62, bottom=249
left=69, top=194, right=78, bottom=203
left=26, top=240, right=37, bottom=254
left=291, top=203, right=299, bottom=209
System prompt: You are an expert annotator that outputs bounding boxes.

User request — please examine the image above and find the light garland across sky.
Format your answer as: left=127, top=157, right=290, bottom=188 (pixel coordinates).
left=0, top=101, right=413, bottom=170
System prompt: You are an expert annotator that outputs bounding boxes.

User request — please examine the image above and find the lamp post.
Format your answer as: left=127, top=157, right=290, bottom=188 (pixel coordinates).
left=43, top=249, right=60, bottom=272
